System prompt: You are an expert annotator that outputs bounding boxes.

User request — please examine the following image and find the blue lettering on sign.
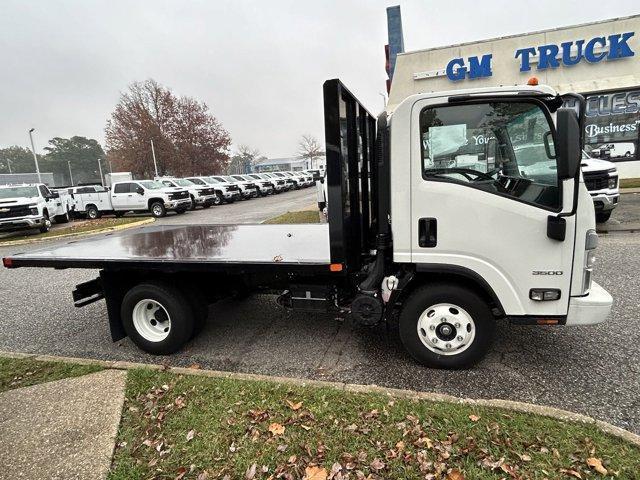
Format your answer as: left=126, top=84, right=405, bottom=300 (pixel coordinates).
left=447, top=32, right=635, bottom=81
left=446, top=54, right=492, bottom=81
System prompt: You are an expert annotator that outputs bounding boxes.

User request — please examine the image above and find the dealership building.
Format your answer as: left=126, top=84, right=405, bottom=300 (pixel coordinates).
left=387, top=14, right=640, bottom=178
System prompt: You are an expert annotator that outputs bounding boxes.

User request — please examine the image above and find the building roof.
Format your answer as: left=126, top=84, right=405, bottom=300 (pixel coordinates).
left=254, top=156, right=306, bottom=166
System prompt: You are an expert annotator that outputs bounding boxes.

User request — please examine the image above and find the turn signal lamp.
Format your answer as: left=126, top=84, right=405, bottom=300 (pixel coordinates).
left=527, top=77, right=539, bottom=86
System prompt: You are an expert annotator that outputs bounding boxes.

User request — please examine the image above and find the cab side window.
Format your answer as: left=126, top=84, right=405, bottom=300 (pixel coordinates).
left=419, top=101, right=560, bottom=210
left=113, top=183, right=131, bottom=194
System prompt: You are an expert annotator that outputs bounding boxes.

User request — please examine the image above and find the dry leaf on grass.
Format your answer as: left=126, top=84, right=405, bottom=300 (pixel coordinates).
left=188, top=363, right=201, bottom=369
left=560, top=469, right=583, bottom=479
left=186, top=429, right=195, bottom=442
left=516, top=453, right=532, bottom=462
left=446, top=469, right=466, bottom=480
left=468, top=414, right=480, bottom=422
left=370, top=458, right=385, bottom=471
left=268, top=423, right=286, bottom=436
left=586, top=457, right=608, bottom=475
left=304, top=465, right=328, bottom=480
left=286, top=400, right=303, bottom=410
left=245, top=463, right=257, bottom=480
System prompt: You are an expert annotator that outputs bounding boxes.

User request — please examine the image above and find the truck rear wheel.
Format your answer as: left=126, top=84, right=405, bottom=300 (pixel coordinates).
left=398, top=283, right=494, bottom=369
left=121, top=282, right=195, bottom=355
left=86, top=205, right=101, bottom=219
left=596, top=211, right=612, bottom=223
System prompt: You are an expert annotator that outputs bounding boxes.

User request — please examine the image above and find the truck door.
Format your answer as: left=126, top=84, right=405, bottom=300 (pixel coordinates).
left=111, top=182, right=135, bottom=210
left=410, top=98, right=576, bottom=317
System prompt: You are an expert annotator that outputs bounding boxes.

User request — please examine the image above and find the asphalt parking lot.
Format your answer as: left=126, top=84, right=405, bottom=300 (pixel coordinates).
left=0, top=190, right=638, bottom=435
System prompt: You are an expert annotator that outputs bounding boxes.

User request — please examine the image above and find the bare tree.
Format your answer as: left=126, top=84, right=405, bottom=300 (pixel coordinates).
left=105, top=79, right=231, bottom=177
left=228, top=144, right=260, bottom=174
left=298, top=134, right=324, bottom=169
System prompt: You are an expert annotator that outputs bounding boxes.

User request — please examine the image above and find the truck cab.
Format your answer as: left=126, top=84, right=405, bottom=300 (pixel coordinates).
left=155, top=177, right=217, bottom=210
left=0, top=183, right=71, bottom=233
left=110, top=180, right=191, bottom=218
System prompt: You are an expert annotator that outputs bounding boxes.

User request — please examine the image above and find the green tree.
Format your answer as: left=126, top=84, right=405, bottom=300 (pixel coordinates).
left=0, top=146, right=42, bottom=174
left=43, top=136, right=107, bottom=185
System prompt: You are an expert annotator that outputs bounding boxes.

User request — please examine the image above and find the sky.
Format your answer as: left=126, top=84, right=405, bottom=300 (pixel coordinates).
left=1, top=0, right=638, bottom=158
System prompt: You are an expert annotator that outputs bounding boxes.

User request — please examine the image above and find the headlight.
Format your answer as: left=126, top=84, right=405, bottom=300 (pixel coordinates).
left=608, top=177, right=618, bottom=189
left=29, top=206, right=38, bottom=215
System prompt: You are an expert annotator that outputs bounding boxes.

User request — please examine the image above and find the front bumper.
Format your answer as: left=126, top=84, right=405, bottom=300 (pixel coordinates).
left=590, top=191, right=619, bottom=212
left=196, top=194, right=217, bottom=205
left=165, top=199, right=192, bottom=210
left=565, top=281, right=613, bottom=326
left=223, top=190, right=241, bottom=200
left=0, top=215, right=45, bottom=231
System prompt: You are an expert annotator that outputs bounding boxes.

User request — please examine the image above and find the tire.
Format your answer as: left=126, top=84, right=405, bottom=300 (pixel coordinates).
left=596, top=211, right=612, bottom=223
left=189, top=195, right=197, bottom=211
left=150, top=201, right=166, bottom=218
left=39, top=211, right=51, bottom=233
left=121, top=282, right=195, bottom=355
left=86, top=205, right=101, bottom=219
left=176, top=208, right=187, bottom=215
left=213, top=193, right=222, bottom=206
left=202, top=202, right=211, bottom=209
left=226, top=196, right=235, bottom=204
left=625, top=152, right=631, bottom=157
left=398, top=283, right=495, bottom=369
left=115, top=211, right=126, bottom=218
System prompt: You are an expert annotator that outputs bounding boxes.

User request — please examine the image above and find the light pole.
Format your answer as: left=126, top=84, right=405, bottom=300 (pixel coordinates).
left=2, top=159, right=11, bottom=174
left=150, top=139, right=159, bottom=177
left=28, top=128, right=42, bottom=182
left=67, top=160, right=74, bottom=186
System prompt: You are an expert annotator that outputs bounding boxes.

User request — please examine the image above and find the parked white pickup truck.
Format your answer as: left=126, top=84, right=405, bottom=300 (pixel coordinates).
left=0, top=183, right=72, bottom=233
left=111, top=180, right=191, bottom=218
left=155, top=177, right=217, bottom=210
left=68, top=184, right=110, bottom=219
left=581, top=152, right=619, bottom=223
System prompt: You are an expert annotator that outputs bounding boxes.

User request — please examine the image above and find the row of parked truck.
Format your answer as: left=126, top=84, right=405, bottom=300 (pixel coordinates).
left=0, top=169, right=322, bottom=234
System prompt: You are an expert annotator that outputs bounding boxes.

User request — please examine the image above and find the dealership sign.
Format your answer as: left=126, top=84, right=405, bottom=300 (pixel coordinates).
left=444, top=32, right=635, bottom=81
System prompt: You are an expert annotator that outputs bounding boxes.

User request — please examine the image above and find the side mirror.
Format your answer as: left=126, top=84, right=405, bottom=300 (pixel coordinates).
left=136, top=187, right=144, bottom=195
left=555, top=108, right=581, bottom=180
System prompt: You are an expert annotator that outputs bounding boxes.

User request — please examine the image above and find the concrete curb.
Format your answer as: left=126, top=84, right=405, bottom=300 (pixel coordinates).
left=2, top=350, right=639, bottom=447
left=0, top=218, right=155, bottom=247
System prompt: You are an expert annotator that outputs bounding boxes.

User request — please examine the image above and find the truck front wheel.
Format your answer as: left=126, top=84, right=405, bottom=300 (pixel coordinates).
left=39, top=212, right=51, bottom=233
left=596, top=211, right=612, bottom=223
left=150, top=201, right=166, bottom=218
left=121, top=282, right=195, bottom=355
left=398, top=284, right=494, bottom=369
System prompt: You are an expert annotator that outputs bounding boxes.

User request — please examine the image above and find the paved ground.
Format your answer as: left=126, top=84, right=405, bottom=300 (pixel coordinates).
left=0, top=370, right=126, bottom=480
left=0, top=190, right=639, bottom=435
left=601, top=191, right=640, bottom=231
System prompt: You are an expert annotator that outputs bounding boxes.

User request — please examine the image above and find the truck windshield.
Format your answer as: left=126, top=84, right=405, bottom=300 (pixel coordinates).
left=138, top=181, right=164, bottom=190
left=188, top=178, right=205, bottom=185
left=172, top=179, right=194, bottom=187
left=205, top=177, right=221, bottom=184
left=420, top=101, right=560, bottom=209
left=0, top=186, right=39, bottom=199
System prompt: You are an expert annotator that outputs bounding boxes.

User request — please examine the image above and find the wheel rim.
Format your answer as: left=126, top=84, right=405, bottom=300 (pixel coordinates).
left=214, top=195, right=221, bottom=205
left=152, top=204, right=163, bottom=216
left=89, top=209, right=97, bottom=219
left=132, top=299, right=171, bottom=342
left=416, top=303, right=476, bottom=356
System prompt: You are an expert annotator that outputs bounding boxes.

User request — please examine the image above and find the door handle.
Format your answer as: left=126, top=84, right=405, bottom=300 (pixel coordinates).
left=418, top=218, right=437, bottom=248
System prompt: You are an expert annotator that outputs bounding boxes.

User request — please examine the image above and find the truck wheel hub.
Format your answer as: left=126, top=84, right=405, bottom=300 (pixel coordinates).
left=417, top=303, right=475, bottom=356
left=132, top=299, right=171, bottom=342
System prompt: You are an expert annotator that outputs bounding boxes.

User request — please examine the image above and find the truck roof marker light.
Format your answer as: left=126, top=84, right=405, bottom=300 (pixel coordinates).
left=527, top=77, right=539, bottom=86
left=329, top=263, right=343, bottom=272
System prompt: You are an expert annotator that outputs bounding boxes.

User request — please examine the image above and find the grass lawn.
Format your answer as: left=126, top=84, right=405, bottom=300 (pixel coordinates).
left=0, top=217, right=146, bottom=244
left=263, top=210, right=320, bottom=224
left=0, top=356, right=103, bottom=393
left=110, top=369, right=640, bottom=480
left=620, top=178, right=640, bottom=189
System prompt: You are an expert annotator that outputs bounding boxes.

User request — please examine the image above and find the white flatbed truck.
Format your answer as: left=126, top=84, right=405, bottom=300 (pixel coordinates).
left=2, top=80, right=612, bottom=368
